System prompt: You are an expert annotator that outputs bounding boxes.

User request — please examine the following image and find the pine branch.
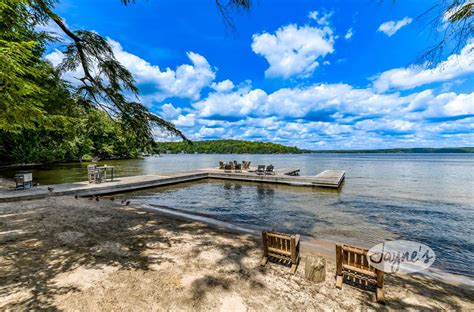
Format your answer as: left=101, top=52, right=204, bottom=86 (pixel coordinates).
left=33, top=0, right=188, bottom=142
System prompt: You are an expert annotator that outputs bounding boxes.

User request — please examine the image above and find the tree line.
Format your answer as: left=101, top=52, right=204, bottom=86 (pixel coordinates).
left=156, top=140, right=305, bottom=154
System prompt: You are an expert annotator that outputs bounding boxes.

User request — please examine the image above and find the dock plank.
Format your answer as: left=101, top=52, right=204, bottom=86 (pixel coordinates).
left=0, top=168, right=345, bottom=202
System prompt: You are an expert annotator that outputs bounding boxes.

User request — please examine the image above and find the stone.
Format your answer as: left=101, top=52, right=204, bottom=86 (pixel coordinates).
left=304, top=255, right=326, bottom=283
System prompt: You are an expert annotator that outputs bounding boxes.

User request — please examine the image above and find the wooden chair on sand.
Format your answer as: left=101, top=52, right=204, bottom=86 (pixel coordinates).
left=219, top=161, right=225, bottom=169
left=256, top=165, right=265, bottom=175
left=336, top=244, right=385, bottom=303
left=261, top=230, right=300, bottom=274
left=224, top=163, right=232, bottom=173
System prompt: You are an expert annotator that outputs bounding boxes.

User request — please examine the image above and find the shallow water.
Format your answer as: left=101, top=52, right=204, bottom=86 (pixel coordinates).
left=1, top=153, right=473, bottom=278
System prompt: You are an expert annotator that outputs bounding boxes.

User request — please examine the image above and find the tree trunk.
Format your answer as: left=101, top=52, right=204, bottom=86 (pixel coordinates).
left=305, top=255, right=326, bottom=283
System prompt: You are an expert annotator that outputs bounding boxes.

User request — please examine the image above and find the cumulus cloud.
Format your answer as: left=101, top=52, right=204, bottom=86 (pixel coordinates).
left=251, top=14, right=335, bottom=79
left=377, top=17, right=412, bottom=37
left=172, top=113, right=196, bottom=127
left=194, top=83, right=407, bottom=122
left=187, top=77, right=474, bottom=149
left=108, top=39, right=215, bottom=101
left=198, top=127, right=226, bottom=138
left=373, top=43, right=474, bottom=92
left=45, top=37, right=216, bottom=102
left=160, top=103, right=182, bottom=119
left=211, top=79, right=234, bottom=93
left=194, top=86, right=268, bottom=118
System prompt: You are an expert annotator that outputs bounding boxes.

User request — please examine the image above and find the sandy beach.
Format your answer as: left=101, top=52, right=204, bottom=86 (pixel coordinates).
left=1, top=196, right=473, bottom=311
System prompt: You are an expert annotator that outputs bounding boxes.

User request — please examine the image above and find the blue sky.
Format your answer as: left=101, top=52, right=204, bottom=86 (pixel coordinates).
left=45, top=0, right=473, bottom=149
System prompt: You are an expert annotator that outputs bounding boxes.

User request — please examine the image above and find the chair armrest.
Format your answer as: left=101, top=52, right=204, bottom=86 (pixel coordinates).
left=294, top=234, right=300, bottom=247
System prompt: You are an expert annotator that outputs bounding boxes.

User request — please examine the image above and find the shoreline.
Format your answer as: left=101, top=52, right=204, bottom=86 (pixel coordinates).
left=142, top=203, right=474, bottom=287
left=1, top=196, right=472, bottom=310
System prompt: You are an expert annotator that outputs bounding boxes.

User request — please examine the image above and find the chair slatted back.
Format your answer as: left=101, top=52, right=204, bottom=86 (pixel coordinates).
left=261, top=230, right=300, bottom=274
left=336, top=244, right=384, bottom=288
left=262, top=231, right=298, bottom=261
left=336, top=243, right=385, bottom=303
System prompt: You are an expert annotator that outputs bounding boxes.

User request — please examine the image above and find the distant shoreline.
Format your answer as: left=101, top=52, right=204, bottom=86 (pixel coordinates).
left=310, top=147, right=474, bottom=153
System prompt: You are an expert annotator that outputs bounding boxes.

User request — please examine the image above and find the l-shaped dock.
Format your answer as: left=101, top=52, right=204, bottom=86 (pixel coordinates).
left=0, top=168, right=345, bottom=202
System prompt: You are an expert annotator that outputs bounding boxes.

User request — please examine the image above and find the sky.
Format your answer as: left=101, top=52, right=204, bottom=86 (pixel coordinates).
left=44, top=0, right=473, bottom=150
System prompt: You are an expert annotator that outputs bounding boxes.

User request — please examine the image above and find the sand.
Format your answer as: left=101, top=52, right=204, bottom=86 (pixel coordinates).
left=0, top=197, right=473, bottom=311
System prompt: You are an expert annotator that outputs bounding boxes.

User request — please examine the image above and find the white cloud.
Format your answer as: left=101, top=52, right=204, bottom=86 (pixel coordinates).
left=251, top=21, right=335, bottom=78
left=172, top=113, right=196, bottom=127
left=414, top=92, right=474, bottom=119
left=355, top=119, right=415, bottom=132
left=211, top=79, right=234, bottom=93
left=194, top=86, right=268, bottom=118
left=308, top=11, right=333, bottom=26
left=160, top=103, right=182, bottom=119
left=193, top=82, right=410, bottom=123
left=108, top=39, right=215, bottom=101
left=373, top=43, right=474, bottom=92
left=45, top=50, right=83, bottom=85
left=198, top=127, right=225, bottom=138
left=344, top=27, right=353, bottom=40
left=189, top=79, right=473, bottom=149
left=377, top=17, right=412, bottom=37
left=243, top=127, right=270, bottom=138
left=36, top=18, right=70, bottom=41
left=45, top=38, right=216, bottom=103
left=188, top=90, right=474, bottom=148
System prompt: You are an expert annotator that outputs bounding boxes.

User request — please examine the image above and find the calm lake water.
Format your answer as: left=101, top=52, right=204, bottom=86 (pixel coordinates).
left=1, top=154, right=473, bottom=278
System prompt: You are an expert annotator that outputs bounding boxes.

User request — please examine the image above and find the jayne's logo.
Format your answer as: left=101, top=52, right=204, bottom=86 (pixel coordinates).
left=368, top=240, right=436, bottom=274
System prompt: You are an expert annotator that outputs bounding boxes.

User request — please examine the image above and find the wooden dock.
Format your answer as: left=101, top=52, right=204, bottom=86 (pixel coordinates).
left=0, top=168, right=345, bottom=202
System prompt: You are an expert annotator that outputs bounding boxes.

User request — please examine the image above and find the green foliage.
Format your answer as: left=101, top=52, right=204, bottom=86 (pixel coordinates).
left=0, top=0, right=49, bottom=133
left=0, top=56, right=149, bottom=164
left=156, top=140, right=305, bottom=154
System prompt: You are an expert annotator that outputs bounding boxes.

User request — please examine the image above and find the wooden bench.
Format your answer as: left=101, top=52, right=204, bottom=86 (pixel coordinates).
left=261, top=231, right=300, bottom=274
left=336, top=244, right=385, bottom=303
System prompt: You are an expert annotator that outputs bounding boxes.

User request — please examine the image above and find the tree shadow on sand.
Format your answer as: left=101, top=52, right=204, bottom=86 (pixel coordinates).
left=0, top=197, right=472, bottom=310
left=0, top=198, right=179, bottom=310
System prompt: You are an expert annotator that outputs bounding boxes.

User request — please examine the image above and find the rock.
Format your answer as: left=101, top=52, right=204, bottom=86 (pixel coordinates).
left=304, top=255, right=326, bottom=283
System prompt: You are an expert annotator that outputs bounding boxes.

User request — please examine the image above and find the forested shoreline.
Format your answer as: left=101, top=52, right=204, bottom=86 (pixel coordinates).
left=156, top=140, right=305, bottom=154
left=0, top=1, right=184, bottom=165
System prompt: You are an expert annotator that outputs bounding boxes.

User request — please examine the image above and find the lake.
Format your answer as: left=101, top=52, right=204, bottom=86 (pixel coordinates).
left=1, top=153, right=473, bottom=278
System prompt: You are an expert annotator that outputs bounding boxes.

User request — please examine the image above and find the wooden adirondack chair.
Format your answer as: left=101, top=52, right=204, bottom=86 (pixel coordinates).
left=261, top=230, right=300, bottom=274
left=336, top=244, right=385, bottom=303
left=234, top=163, right=242, bottom=173
left=256, top=165, right=265, bottom=175
left=265, top=165, right=275, bottom=175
